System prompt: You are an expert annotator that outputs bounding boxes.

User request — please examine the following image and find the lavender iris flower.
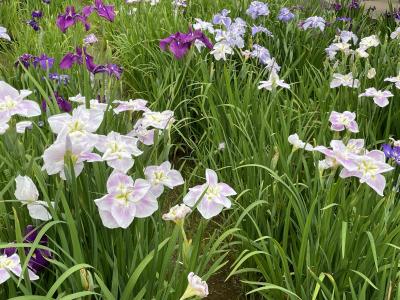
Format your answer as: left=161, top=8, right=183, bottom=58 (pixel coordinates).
left=48, top=73, right=70, bottom=85
left=383, top=144, right=400, bottom=165
left=212, top=9, right=231, bottom=27
left=160, top=28, right=213, bottom=59
left=246, top=1, right=269, bottom=20
left=251, top=25, right=273, bottom=36
left=33, top=54, right=55, bottom=70
left=3, top=225, right=52, bottom=274
left=336, top=17, right=352, bottom=22
left=278, top=8, right=294, bottom=22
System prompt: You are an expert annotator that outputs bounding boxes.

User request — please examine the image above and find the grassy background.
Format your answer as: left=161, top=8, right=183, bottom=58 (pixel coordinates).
left=1, top=0, right=400, bottom=299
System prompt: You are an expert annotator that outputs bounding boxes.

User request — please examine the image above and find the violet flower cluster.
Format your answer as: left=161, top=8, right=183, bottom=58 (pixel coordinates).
left=60, top=47, right=123, bottom=79
left=27, top=10, right=43, bottom=31
left=56, top=0, right=114, bottom=33
left=16, top=54, right=54, bottom=70
left=160, top=28, right=213, bottom=59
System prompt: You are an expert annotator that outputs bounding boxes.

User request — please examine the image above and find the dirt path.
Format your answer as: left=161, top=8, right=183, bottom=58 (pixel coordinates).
left=364, top=0, right=398, bottom=12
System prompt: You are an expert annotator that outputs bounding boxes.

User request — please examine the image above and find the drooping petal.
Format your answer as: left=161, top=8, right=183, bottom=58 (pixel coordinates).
left=134, top=192, right=158, bottom=218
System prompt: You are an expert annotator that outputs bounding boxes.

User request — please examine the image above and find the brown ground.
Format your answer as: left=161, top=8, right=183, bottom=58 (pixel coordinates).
left=364, top=0, right=398, bottom=12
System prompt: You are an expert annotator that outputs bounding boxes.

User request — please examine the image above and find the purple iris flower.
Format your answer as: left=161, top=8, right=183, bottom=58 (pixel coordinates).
left=60, top=47, right=122, bottom=79
left=349, top=0, right=360, bottom=9
left=332, top=3, right=342, bottom=11
left=33, top=54, right=55, bottom=70
left=56, top=6, right=90, bottom=33
left=278, top=8, right=295, bottom=22
left=27, top=19, right=40, bottom=31
left=383, top=144, right=400, bottom=165
left=60, top=47, right=84, bottom=69
left=16, top=54, right=34, bottom=68
left=83, top=0, right=115, bottom=22
left=42, top=0, right=50, bottom=3
left=32, top=10, right=43, bottom=19
left=3, top=225, right=52, bottom=274
left=42, top=92, right=72, bottom=112
left=93, top=64, right=123, bottom=79
left=160, top=28, right=213, bottom=59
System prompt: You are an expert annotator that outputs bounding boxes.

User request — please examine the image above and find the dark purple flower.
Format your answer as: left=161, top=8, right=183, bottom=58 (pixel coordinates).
left=56, top=6, right=91, bottom=33
left=33, top=54, right=55, bottom=70
left=383, top=144, right=400, bottom=165
left=349, top=0, right=360, bottom=9
left=332, top=2, right=342, bottom=11
left=55, top=92, right=72, bottom=112
left=27, top=19, right=40, bottom=31
left=60, top=47, right=84, bottom=69
left=160, top=28, right=213, bottom=59
left=43, top=92, right=72, bottom=112
left=83, top=0, right=115, bottom=22
left=56, top=6, right=77, bottom=33
left=42, top=0, right=50, bottom=3
left=32, top=10, right=43, bottom=19
left=16, top=54, right=34, bottom=68
left=93, top=63, right=123, bottom=79
left=2, top=225, right=52, bottom=274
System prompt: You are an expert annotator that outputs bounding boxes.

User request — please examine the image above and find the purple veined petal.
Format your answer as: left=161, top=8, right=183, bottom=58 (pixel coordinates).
left=76, top=15, right=91, bottom=31
left=98, top=209, right=119, bottom=228
left=348, top=121, right=359, bottom=132
left=197, top=198, right=224, bottom=219
left=213, top=195, right=232, bottom=208
left=82, top=5, right=95, bottom=17
left=366, top=174, right=386, bottom=196
left=107, top=172, right=133, bottom=193
left=339, top=168, right=361, bottom=179
left=0, top=269, right=11, bottom=284
left=159, top=36, right=175, bottom=51
left=111, top=204, right=136, bottom=228
left=59, top=53, right=76, bottom=69
left=169, top=40, right=191, bottom=59
left=16, top=100, right=41, bottom=117
left=163, top=169, right=184, bottom=189
left=134, top=192, right=158, bottom=218
left=218, top=182, right=236, bottom=197
left=205, top=169, right=218, bottom=185
left=94, top=194, right=114, bottom=211
left=106, top=156, right=134, bottom=173
left=366, top=150, right=386, bottom=162
left=149, top=184, right=164, bottom=198
left=331, top=124, right=345, bottom=131
left=131, top=179, right=152, bottom=201
left=183, top=185, right=205, bottom=207
left=94, top=0, right=115, bottom=22
left=81, top=152, right=102, bottom=162
left=373, top=96, right=389, bottom=107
